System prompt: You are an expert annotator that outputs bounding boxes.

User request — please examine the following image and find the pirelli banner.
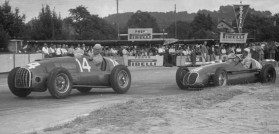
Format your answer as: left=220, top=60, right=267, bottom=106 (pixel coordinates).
left=220, top=32, right=248, bottom=43
left=128, top=28, right=153, bottom=41
left=126, top=56, right=163, bottom=67
left=233, top=4, right=249, bottom=33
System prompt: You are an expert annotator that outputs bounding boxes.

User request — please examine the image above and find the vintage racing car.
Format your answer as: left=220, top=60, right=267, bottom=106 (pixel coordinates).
left=176, top=56, right=277, bottom=90
left=8, top=56, right=131, bottom=98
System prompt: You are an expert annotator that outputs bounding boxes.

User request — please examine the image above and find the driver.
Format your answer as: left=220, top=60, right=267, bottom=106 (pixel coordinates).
left=241, top=48, right=252, bottom=69
left=89, top=44, right=103, bottom=68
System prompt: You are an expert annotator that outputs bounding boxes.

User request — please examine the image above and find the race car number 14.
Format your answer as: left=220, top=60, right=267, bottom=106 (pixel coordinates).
left=75, top=58, right=91, bottom=72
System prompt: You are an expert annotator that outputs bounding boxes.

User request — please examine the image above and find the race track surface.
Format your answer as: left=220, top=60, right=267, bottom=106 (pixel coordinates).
left=0, top=67, right=278, bottom=133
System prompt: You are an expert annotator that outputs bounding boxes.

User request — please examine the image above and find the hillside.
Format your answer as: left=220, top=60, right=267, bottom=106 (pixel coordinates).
left=103, top=5, right=272, bottom=32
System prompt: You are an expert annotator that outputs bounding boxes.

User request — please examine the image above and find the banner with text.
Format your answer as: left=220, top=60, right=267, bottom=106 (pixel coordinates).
left=127, top=56, right=163, bottom=67
left=220, top=32, right=248, bottom=43
left=233, top=4, right=249, bottom=33
left=128, top=28, right=153, bottom=41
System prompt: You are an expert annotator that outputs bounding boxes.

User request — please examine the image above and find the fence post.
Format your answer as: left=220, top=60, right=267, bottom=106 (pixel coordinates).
left=13, top=53, right=15, bottom=69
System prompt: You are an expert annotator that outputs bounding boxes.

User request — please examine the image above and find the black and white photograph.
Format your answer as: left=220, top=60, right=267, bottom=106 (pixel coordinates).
left=0, top=0, right=278, bottom=133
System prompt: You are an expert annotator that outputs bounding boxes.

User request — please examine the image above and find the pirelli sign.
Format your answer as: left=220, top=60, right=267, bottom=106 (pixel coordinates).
left=220, top=32, right=248, bottom=43
left=128, top=28, right=153, bottom=41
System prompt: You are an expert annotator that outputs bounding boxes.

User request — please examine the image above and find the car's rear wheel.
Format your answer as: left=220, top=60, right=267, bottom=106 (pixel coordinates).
left=8, top=67, right=31, bottom=97
left=214, top=67, right=228, bottom=86
left=176, top=67, right=189, bottom=89
left=77, top=87, right=91, bottom=93
left=110, top=65, right=131, bottom=94
left=47, top=67, right=73, bottom=99
left=260, top=64, right=276, bottom=83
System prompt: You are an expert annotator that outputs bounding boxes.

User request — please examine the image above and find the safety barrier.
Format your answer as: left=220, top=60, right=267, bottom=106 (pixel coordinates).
left=0, top=53, right=43, bottom=73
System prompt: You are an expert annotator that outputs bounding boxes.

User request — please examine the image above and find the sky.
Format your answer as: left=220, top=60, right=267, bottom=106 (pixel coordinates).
left=3, top=0, right=279, bottom=22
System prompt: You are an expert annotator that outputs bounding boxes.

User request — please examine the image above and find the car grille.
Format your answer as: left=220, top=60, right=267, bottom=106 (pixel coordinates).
left=15, top=68, right=32, bottom=88
left=188, top=73, right=198, bottom=85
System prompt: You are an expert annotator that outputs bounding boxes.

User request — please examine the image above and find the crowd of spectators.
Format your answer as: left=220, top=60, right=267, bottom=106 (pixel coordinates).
left=18, top=41, right=279, bottom=64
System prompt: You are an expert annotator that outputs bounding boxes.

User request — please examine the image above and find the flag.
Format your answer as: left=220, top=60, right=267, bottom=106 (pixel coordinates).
left=233, top=5, right=249, bottom=33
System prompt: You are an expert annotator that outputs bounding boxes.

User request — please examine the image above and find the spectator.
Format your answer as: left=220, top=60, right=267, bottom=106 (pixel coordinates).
left=215, top=45, right=221, bottom=61
left=74, top=44, right=84, bottom=57
left=122, top=47, right=128, bottom=56
left=49, top=44, right=56, bottom=57
left=55, top=44, right=62, bottom=57
left=200, top=42, right=208, bottom=64
left=235, top=45, right=242, bottom=54
left=190, top=46, right=196, bottom=66
left=208, top=45, right=215, bottom=61
left=42, top=43, right=50, bottom=58
left=61, top=44, right=68, bottom=56
left=221, top=45, right=227, bottom=61
left=67, top=45, right=75, bottom=57
left=258, top=44, right=265, bottom=62
left=269, top=42, right=278, bottom=60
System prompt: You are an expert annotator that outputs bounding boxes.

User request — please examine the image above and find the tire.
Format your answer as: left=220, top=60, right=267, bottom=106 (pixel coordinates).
left=175, top=67, right=189, bottom=89
left=77, top=87, right=91, bottom=93
left=260, top=64, right=276, bottom=83
left=8, top=67, right=31, bottom=97
left=213, top=67, right=228, bottom=86
left=47, top=67, right=73, bottom=99
left=110, top=65, right=131, bottom=94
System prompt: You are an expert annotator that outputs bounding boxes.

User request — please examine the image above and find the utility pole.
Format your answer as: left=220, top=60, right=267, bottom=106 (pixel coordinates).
left=116, top=0, right=120, bottom=40
left=174, top=4, right=177, bottom=39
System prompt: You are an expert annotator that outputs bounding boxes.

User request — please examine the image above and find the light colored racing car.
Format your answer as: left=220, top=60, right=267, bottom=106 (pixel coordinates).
left=8, top=56, right=131, bottom=98
left=176, top=56, right=277, bottom=90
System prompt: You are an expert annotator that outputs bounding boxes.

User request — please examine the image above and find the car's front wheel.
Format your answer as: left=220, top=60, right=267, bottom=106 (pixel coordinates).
left=260, top=64, right=276, bottom=83
left=47, top=67, right=73, bottom=99
left=176, top=67, right=189, bottom=90
left=8, top=67, right=31, bottom=97
left=213, top=67, right=228, bottom=86
left=110, top=65, right=131, bottom=94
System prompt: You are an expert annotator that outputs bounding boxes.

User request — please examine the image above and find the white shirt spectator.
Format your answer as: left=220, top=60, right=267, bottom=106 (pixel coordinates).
left=158, top=47, right=165, bottom=54
left=42, top=46, right=49, bottom=55
left=61, top=48, right=68, bottom=56
left=122, top=48, right=128, bottom=55
left=49, top=47, right=55, bottom=54
left=169, top=48, right=175, bottom=54
left=56, top=48, right=62, bottom=56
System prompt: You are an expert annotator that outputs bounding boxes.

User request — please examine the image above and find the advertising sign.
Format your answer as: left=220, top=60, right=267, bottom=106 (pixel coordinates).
left=127, top=56, right=163, bottom=66
left=233, top=5, right=249, bottom=33
left=220, top=32, right=248, bottom=43
left=128, top=28, right=153, bottom=41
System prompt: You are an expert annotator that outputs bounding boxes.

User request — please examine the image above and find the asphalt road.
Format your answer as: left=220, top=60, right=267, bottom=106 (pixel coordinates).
left=0, top=67, right=189, bottom=134
left=0, top=67, right=278, bottom=134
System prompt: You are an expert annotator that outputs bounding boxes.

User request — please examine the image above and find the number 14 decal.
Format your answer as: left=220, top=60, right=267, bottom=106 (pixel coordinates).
left=75, top=58, right=91, bottom=72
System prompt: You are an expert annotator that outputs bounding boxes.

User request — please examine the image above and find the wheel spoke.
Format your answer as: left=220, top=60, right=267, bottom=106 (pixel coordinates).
left=118, top=70, right=129, bottom=88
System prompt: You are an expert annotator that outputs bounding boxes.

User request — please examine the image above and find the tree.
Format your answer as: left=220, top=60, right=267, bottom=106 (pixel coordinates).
left=66, top=5, right=117, bottom=40
left=166, top=21, right=192, bottom=39
left=126, top=10, right=160, bottom=32
left=26, top=5, right=63, bottom=40
left=0, top=25, right=9, bottom=51
left=0, top=1, right=25, bottom=49
left=190, top=13, right=215, bottom=39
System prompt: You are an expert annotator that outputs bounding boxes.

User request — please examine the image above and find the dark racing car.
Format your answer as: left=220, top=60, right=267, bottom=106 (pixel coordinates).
left=176, top=56, right=277, bottom=90
left=8, top=56, right=131, bottom=98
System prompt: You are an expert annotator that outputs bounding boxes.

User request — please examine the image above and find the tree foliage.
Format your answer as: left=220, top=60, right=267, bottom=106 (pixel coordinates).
left=243, top=13, right=279, bottom=41
left=126, top=10, right=160, bottom=32
left=66, top=5, right=117, bottom=40
left=0, top=1, right=25, bottom=49
left=25, top=5, right=63, bottom=40
left=166, top=21, right=191, bottom=39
